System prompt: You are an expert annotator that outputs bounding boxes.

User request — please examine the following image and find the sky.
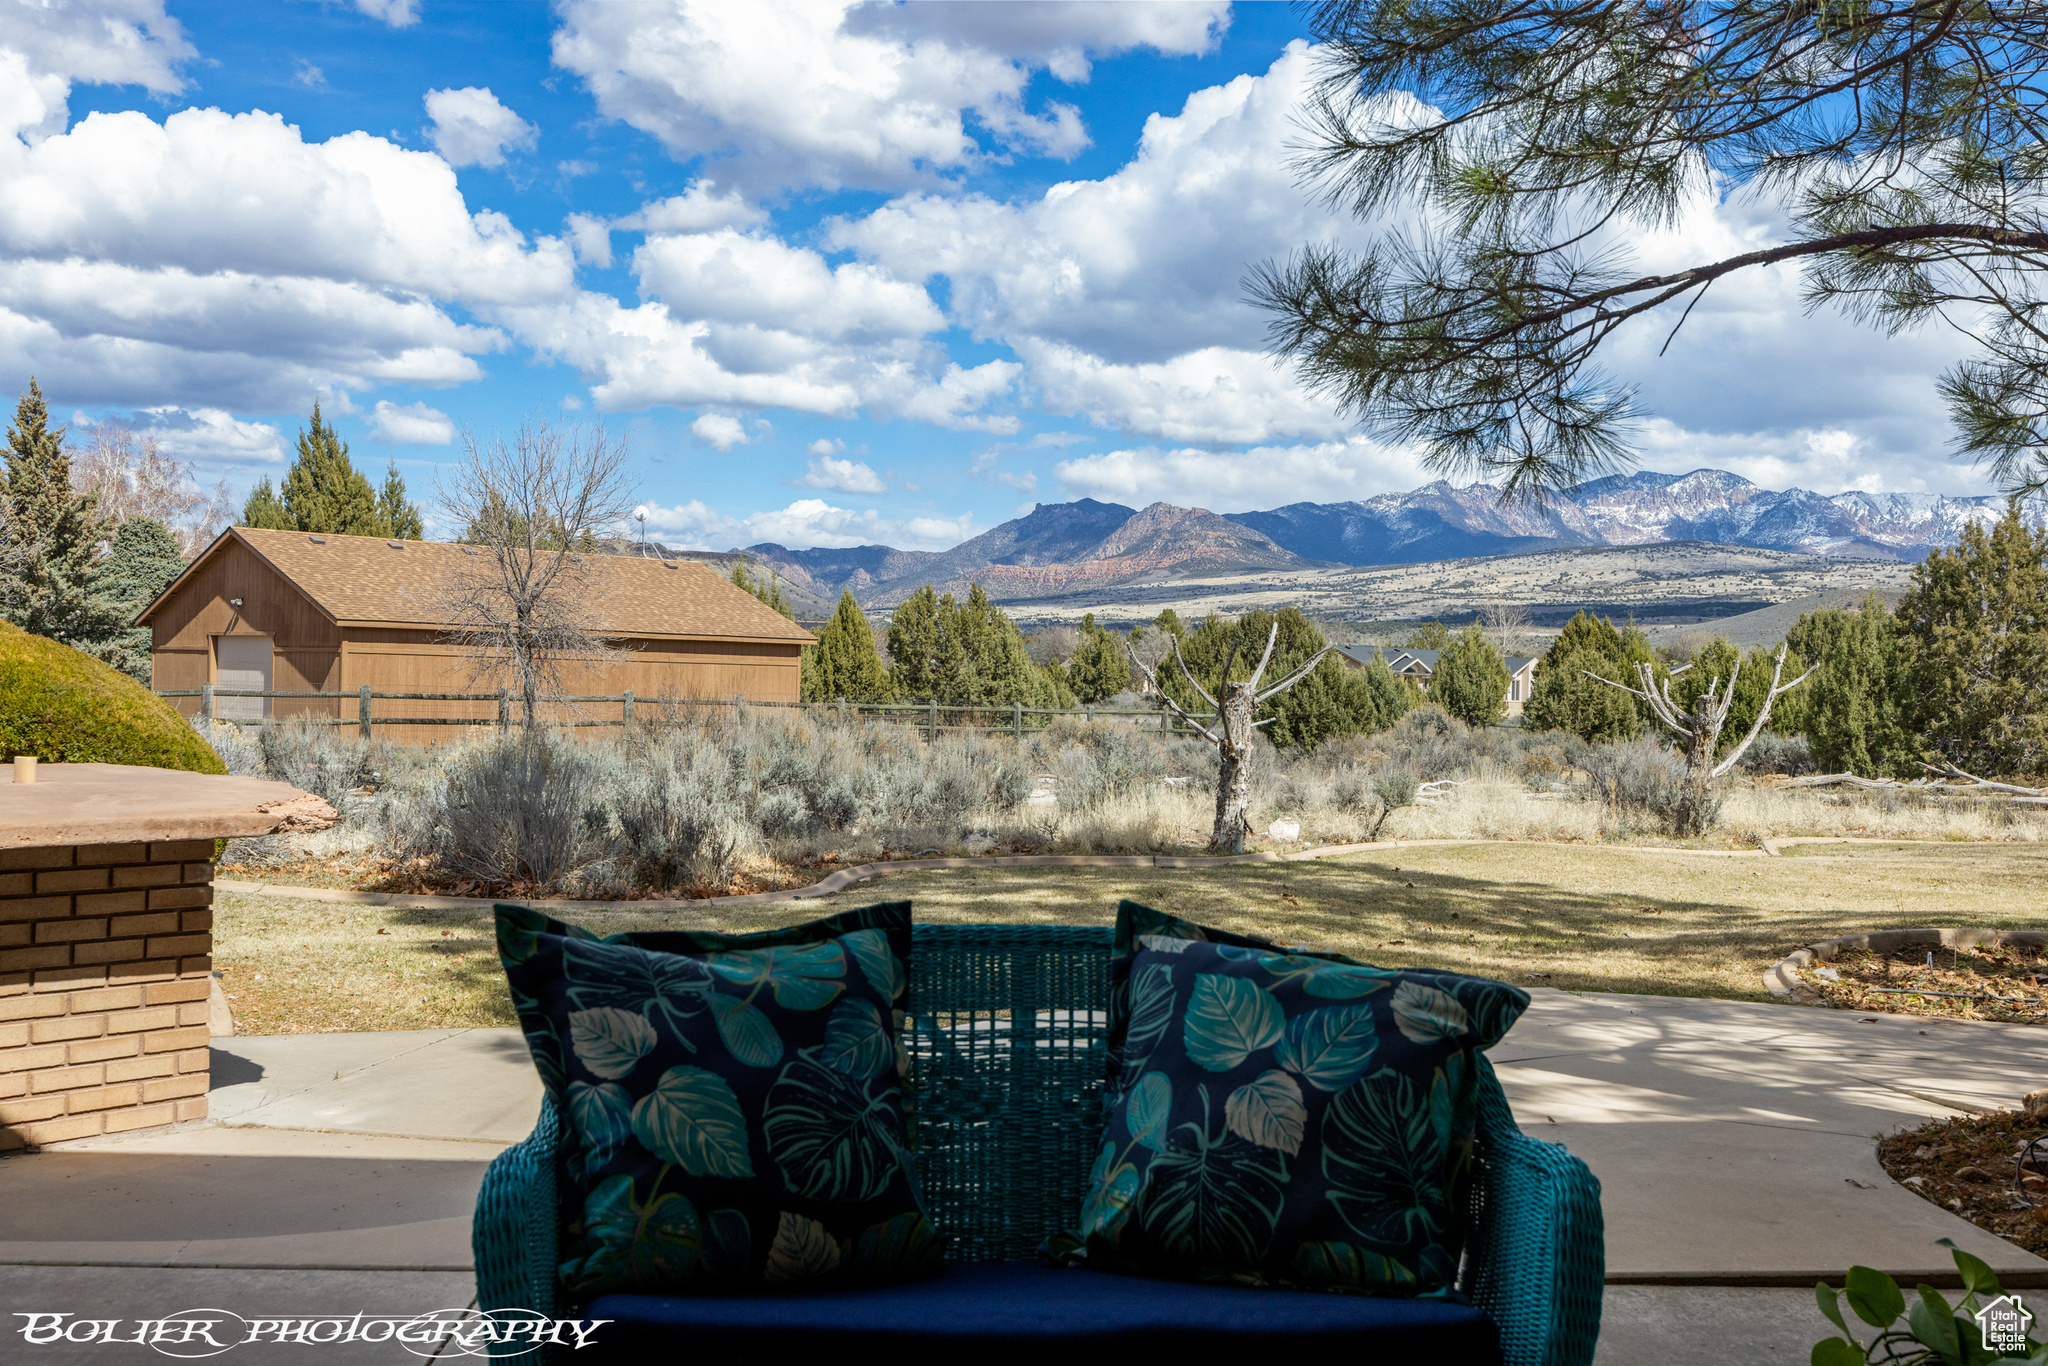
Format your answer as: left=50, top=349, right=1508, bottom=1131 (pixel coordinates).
left=0, top=0, right=2005, bottom=553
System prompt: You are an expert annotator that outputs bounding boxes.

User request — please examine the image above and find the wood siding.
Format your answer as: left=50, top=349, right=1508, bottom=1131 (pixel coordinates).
left=147, top=537, right=801, bottom=740
left=146, top=538, right=342, bottom=721
left=337, top=631, right=801, bottom=731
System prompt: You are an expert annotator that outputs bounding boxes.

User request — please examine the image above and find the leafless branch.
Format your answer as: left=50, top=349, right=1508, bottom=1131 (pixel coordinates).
left=433, top=416, right=639, bottom=727
left=1125, top=639, right=1219, bottom=743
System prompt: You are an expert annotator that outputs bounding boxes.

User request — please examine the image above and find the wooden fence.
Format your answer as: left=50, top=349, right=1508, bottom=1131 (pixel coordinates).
left=155, top=688, right=1215, bottom=742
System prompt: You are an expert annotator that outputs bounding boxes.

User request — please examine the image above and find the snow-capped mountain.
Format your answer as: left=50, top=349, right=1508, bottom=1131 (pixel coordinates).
left=735, top=468, right=2021, bottom=608
left=1565, top=470, right=2008, bottom=559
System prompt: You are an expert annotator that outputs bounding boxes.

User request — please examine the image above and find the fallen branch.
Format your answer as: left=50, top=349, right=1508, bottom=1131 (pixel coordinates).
left=1919, top=762, right=2048, bottom=798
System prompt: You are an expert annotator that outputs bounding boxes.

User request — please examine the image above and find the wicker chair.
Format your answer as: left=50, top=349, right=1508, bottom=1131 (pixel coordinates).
left=474, top=924, right=1604, bottom=1365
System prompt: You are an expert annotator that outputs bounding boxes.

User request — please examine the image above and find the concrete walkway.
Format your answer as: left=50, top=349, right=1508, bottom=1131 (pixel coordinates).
left=2, top=995, right=2041, bottom=1363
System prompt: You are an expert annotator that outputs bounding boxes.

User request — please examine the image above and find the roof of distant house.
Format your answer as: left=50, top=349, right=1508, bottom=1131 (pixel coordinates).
left=138, top=528, right=816, bottom=644
left=1334, top=645, right=1541, bottom=674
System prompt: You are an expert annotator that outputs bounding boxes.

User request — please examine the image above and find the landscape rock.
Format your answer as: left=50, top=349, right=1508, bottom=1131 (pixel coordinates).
left=257, top=793, right=339, bottom=833
left=2023, top=1088, right=2048, bottom=1119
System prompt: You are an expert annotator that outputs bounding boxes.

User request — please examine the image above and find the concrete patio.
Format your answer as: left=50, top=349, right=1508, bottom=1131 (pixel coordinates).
left=2, top=992, right=2042, bottom=1363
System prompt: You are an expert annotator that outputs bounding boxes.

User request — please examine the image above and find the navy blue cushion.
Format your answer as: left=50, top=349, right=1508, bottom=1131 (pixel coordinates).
left=494, top=901, right=937, bottom=1297
left=1047, top=902, right=1529, bottom=1298
left=580, top=1261, right=1501, bottom=1362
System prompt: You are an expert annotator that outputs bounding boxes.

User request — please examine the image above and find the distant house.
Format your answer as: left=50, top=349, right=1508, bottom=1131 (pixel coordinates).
left=1335, top=645, right=1439, bottom=688
left=136, top=528, right=814, bottom=730
left=1335, top=644, right=1543, bottom=717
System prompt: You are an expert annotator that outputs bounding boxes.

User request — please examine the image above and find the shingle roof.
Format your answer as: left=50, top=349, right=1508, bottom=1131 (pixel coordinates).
left=142, top=528, right=816, bottom=644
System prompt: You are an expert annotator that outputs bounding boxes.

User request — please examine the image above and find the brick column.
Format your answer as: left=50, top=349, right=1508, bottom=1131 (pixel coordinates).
left=0, top=839, right=217, bottom=1150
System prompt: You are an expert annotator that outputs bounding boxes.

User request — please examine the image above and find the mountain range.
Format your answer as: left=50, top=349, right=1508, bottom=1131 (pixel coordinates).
left=737, top=468, right=2014, bottom=609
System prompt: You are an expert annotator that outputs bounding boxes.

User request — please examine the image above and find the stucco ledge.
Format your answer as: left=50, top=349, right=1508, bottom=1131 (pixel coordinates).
left=0, top=763, right=335, bottom=847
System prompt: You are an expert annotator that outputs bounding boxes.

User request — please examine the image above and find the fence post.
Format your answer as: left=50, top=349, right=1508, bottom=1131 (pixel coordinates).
left=497, top=689, right=510, bottom=733
left=928, top=699, right=937, bottom=738
left=1013, top=700, right=1022, bottom=739
left=358, top=685, right=372, bottom=740
left=200, top=683, right=213, bottom=726
left=622, top=690, right=634, bottom=727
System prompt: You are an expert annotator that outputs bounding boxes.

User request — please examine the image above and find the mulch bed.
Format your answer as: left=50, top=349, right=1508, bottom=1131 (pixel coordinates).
left=1877, top=1110, right=2048, bottom=1254
left=1805, top=942, right=2048, bottom=1023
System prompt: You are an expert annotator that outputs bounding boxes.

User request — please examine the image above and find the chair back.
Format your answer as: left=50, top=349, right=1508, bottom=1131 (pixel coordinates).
left=906, top=923, right=1112, bottom=1262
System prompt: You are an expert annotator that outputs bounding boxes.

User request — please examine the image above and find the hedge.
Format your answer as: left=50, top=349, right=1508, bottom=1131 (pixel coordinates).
left=0, top=620, right=226, bottom=774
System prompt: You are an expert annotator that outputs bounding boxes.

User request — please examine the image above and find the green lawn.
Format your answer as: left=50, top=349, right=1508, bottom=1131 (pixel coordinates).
left=213, top=841, right=2048, bottom=1033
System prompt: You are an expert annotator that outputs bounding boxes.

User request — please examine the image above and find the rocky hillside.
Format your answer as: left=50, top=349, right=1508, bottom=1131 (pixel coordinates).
left=716, top=467, right=2017, bottom=609
left=746, top=498, right=1315, bottom=605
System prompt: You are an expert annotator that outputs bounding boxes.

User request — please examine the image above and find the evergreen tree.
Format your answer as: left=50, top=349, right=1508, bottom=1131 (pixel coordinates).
left=1405, top=620, right=1454, bottom=650
left=1067, top=613, right=1132, bottom=703
left=280, top=404, right=380, bottom=535
left=1523, top=611, right=1654, bottom=741
left=729, top=557, right=794, bottom=619
left=885, top=581, right=1066, bottom=707
left=1432, top=622, right=1510, bottom=726
left=1782, top=594, right=1915, bottom=777
left=1162, top=608, right=1381, bottom=749
left=1153, top=607, right=1184, bottom=638
left=1360, top=650, right=1417, bottom=727
left=83, top=516, right=186, bottom=682
left=1897, top=502, right=2048, bottom=778
left=886, top=584, right=947, bottom=702
left=1, top=380, right=120, bottom=648
left=239, top=477, right=293, bottom=529
left=803, top=591, right=892, bottom=703
left=377, top=462, right=424, bottom=540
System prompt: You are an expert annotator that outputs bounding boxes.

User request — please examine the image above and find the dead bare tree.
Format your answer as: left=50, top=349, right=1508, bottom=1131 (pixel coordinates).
left=1127, top=623, right=1332, bottom=853
left=1587, top=645, right=1816, bottom=836
left=435, top=417, right=638, bottom=728
left=1480, top=598, right=1535, bottom=659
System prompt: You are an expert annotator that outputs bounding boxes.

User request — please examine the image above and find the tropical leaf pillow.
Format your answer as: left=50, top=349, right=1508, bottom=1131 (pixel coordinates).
left=1046, top=901, right=1528, bottom=1298
left=495, top=901, right=939, bottom=1298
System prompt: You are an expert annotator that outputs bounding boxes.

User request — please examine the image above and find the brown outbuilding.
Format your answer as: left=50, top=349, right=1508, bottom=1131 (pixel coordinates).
left=136, top=528, right=814, bottom=731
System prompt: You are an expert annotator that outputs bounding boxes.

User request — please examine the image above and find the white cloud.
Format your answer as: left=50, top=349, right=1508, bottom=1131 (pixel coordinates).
left=0, top=108, right=574, bottom=303
left=639, top=496, right=976, bottom=551
left=0, top=0, right=193, bottom=141
left=807, top=437, right=843, bottom=457
left=1022, top=341, right=1347, bottom=445
left=551, top=0, right=1226, bottom=195
left=634, top=228, right=942, bottom=341
left=368, top=399, right=455, bottom=445
left=829, top=44, right=1362, bottom=365
left=355, top=0, right=420, bottom=29
left=1055, top=437, right=1433, bottom=511
left=796, top=454, right=885, bottom=494
left=564, top=213, right=611, bottom=268
left=613, top=180, right=766, bottom=234
left=424, top=86, right=539, bottom=169
left=0, top=103, right=572, bottom=409
left=0, top=257, right=497, bottom=410
left=971, top=451, right=1037, bottom=495
left=129, top=406, right=286, bottom=467
left=844, top=2, right=1228, bottom=84
left=690, top=412, right=757, bottom=449
left=294, top=60, right=325, bottom=88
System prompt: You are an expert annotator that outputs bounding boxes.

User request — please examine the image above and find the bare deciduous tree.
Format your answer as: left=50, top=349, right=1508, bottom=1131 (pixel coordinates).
left=1480, top=598, right=1535, bottom=659
left=1588, top=646, right=1815, bottom=836
left=1128, top=623, right=1332, bottom=853
left=436, top=418, right=638, bottom=727
left=72, top=421, right=236, bottom=555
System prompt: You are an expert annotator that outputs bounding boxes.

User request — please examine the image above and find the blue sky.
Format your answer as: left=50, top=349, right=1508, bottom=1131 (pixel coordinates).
left=0, top=0, right=1999, bottom=552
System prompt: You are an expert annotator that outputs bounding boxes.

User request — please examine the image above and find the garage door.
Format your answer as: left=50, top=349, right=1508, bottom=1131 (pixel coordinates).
left=215, top=636, right=271, bottom=720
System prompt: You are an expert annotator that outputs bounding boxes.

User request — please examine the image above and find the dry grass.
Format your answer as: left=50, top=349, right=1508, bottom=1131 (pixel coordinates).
left=214, top=841, right=2048, bottom=1034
